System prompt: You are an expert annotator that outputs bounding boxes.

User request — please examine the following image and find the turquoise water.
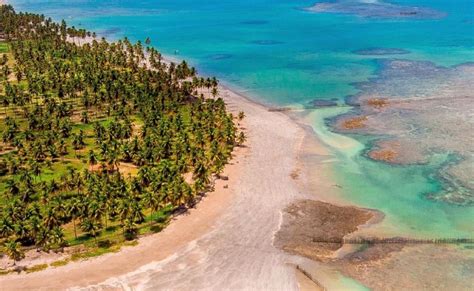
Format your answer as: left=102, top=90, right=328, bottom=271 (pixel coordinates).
left=10, top=0, right=473, bottom=237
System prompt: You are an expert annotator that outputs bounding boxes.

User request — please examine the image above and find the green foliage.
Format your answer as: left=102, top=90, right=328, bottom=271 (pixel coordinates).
left=50, top=259, right=70, bottom=267
left=0, top=4, right=242, bottom=263
left=0, top=42, right=9, bottom=53
left=25, top=263, right=48, bottom=273
left=3, top=239, right=25, bottom=263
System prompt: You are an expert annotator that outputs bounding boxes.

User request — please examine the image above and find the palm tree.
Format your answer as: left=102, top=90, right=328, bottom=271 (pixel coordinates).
left=5, top=156, right=19, bottom=174
left=106, top=149, right=119, bottom=172
left=238, top=111, right=245, bottom=121
left=4, top=240, right=25, bottom=266
left=193, top=160, right=210, bottom=186
left=141, top=190, right=160, bottom=225
left=80, top=218, right=102, bottom=244
left=122, top=218, right=138, bottom=240
left=130, top=200, right=145, bottom=224
left=58, top=140, right=68, bottom=161
left=211, top=87, right=218, bottom=99
left=5, top=179, right=19, bottom=199
left=29, top=160, right=42, bottom=181
left=81, top=111, right=89, bottom=124
left=43, top=207, right=60, bottom=230
left=88, top=150, right=97, bottom=170
left=67, top=198, right=82, bottom=239
left=237, top=131, right=246, bottom=146
left=0, top=216, right=15, bottom=238
left=72, top=133, right=84, bottom=157
left=48, top=227, right=67, bottom=249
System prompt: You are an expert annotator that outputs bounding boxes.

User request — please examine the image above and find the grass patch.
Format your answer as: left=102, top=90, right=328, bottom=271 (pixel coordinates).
left=122, top=240, right=139, bottom=247
left=69, top=239, right=139, bottom=262
left=0, top=42, right=9, bottom=53
left=70, top=245, right=121, bottom=261
left=0, top=269, right=14, bottom=276
left=50, top=259, right=70, bottom=267
left=26, top=263, right=48, bottom=273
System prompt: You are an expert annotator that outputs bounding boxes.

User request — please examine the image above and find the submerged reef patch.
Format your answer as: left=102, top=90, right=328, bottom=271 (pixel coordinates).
left=99, top=27, right=122, bottom=37
left=306, top=0, right=446, bottom=19
left=241, top=20, right=269, bottom=25
left=333, top=59, right=474, bottom=205
left=333, top=244, right=474, bottom=290
left=309, top=99, right=339, bottom=108
left=207, top=53, right=233, bottom=60
left=353, top=47, right=410, bottom=56
left=250, top=40, right=285, bottom=45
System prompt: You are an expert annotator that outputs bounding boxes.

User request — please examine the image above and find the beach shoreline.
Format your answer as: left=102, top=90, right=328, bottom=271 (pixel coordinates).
left=2, top=1, right=474, bottom=290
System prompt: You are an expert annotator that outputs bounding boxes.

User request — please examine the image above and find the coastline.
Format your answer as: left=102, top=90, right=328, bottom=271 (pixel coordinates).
left=2, top=1, right=474, bottom=290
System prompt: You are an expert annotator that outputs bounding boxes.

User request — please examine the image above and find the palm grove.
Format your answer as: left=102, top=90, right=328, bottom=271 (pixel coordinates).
left=0, top=5, right=245, bottom=263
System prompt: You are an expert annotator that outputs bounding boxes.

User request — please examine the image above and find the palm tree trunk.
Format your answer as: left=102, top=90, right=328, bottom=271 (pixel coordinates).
left=73, top=219, right=77, bottom=239
left=149, top=211, right=154, bottom=227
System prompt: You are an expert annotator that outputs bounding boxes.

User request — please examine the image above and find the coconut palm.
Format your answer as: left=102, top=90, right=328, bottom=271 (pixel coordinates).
left=4, top=240, right=25, bottom=265
left=80, top=218, right=102, bottom=244
left=67, top=198, right=82, bottom=239
left=0, top=216, right=15, bottom=237
left=141, top=190, right=161, bottom=225
left=87, top=150, right=98, bottom=171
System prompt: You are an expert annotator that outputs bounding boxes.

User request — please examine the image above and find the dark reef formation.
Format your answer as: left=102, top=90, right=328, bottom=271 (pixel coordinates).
left=309, top=99, right=339, bottom=108
left=332, top=59, right=474, bottom=205
left=353, top=47, right=410, bottom=56
left=250, top=40, right=284, bottom=45
left=307, top=0, right=446, bottom=19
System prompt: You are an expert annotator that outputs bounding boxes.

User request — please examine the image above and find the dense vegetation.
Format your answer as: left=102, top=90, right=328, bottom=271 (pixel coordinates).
left=0, top=5, right=244, bottom=264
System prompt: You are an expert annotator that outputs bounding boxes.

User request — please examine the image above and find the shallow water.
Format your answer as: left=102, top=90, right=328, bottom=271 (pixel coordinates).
left=9, top=0, right=474, bottom=288
left=301, top=107, right=474, bottom=238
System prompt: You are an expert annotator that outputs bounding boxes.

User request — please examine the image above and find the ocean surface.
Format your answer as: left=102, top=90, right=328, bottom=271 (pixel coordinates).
left=9, top=0, right=474, bottom=288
